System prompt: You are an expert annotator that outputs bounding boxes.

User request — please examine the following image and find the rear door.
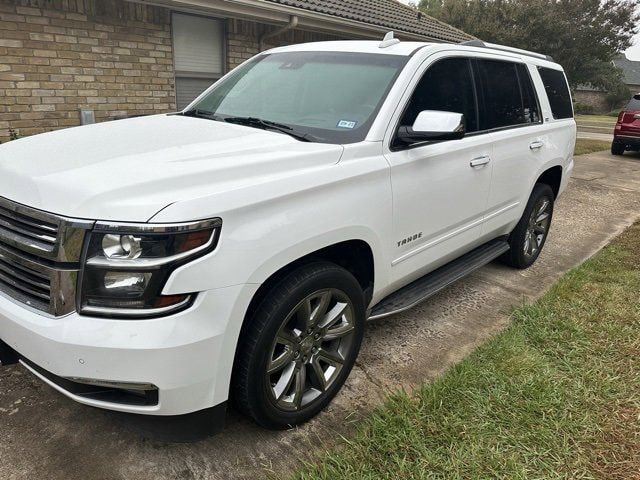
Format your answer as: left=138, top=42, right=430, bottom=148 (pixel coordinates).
left=475, top=58, right=548, bottom=238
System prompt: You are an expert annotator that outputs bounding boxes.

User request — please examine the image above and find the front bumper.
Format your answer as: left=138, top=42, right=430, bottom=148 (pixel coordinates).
left=0, top=283, right=258, bottom=417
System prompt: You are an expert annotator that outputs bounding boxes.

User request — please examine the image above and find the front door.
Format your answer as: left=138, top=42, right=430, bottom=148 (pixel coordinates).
left=384, top=56, right=493, bottom=289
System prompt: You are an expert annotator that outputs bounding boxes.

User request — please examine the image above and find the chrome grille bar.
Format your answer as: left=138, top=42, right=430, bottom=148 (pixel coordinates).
left=0, top=258, right=51, bottom=293
left=0, top=216, right=57, bottom=249
left=0, top=244, right=52, bottom=312
left=0, top=205, right=58, bottom=234
left=0, top=270, right=50, bottom=301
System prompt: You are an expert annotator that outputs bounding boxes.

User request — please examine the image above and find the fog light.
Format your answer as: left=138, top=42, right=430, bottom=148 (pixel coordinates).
left=103, top=271, right=150, bottom=293
left=102, top=234, right=142, bottom=259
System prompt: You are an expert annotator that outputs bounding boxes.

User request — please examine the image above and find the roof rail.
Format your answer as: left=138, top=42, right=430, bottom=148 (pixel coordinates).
left=460, top=39, right=554, bottom=63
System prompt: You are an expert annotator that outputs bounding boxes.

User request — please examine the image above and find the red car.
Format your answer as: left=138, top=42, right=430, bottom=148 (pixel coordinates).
left=612, top=93, right=640, bottom=155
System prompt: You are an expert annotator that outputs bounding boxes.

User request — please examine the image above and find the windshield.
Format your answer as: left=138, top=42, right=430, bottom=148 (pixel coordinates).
left=187, top=51, right=408, bottom=144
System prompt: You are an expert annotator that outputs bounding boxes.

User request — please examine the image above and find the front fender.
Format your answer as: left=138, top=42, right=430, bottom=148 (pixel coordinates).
left=154, top=149, right=393, bottom=299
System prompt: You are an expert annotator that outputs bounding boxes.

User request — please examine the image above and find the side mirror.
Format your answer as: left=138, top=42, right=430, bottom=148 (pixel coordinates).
left=397, top=110, right=466, bottom=145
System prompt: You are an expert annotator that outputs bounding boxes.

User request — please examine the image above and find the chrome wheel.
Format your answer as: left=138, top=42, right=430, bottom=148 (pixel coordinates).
left=523, top=196, right=551, bottom=261
left=265, top=288, right=355, bottom=412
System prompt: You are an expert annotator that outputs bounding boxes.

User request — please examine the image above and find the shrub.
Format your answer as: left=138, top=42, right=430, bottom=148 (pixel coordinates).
left=573, top=102, right=595, bottom=115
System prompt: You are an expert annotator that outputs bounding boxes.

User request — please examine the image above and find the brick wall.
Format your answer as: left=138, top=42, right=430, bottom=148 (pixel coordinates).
left=573, top=90, right=610, bottom=114
left=0, top=0, right=175, bottom=143
left=226, top=18, right=345, bottom=70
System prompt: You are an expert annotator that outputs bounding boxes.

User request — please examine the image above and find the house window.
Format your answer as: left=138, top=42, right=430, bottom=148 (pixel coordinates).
left=172, top=13, right=224, bottom=110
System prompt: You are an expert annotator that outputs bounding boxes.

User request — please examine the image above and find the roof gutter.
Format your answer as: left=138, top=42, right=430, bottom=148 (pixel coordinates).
left=259, top=14, right=298, bottom=50
left=130, top=0, right=456, bottom=43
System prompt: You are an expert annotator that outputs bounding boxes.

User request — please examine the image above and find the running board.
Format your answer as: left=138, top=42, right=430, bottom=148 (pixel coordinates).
left=368, top=238, right=510, bottom=320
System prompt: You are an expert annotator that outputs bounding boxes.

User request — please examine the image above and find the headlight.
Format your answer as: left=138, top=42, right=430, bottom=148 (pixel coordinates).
left=78, top=218, right=221, bottom=319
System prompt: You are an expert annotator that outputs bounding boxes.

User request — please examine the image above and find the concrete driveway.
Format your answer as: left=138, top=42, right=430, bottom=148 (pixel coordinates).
left=1, top=150, right=640, bottom=480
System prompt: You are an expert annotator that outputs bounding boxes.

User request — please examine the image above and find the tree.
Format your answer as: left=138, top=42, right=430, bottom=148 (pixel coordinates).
left=418, top=0, right=639, bottom=91
left=604, top=74, right=632, bottom=110
left=419, top=0, right=444, bottom=16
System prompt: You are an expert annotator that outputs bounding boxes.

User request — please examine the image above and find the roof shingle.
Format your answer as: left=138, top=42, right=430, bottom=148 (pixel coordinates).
left=614, top=56, right=640, bottom=87
left=261, top=0, right=473, bottom=43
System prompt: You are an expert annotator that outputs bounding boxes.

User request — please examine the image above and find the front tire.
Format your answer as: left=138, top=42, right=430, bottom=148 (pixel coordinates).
left=611, top=140, right=625, bottom=156
left=502, top=183, right=554, bottom=269
left=232, top=261, right=365, bottom=429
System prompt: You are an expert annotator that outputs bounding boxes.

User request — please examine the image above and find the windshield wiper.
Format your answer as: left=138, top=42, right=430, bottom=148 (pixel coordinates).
left=180, top=108, right=223, bottom=121
left=223, top=116, right=316, bottom=142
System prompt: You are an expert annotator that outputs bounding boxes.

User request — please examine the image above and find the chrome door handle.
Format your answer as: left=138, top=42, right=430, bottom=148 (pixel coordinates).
left=529, top=140, right=544, bottom=150
left=470, top=155, right=491, bottom=167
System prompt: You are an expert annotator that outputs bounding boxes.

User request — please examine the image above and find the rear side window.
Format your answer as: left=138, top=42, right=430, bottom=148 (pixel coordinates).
left=400, top=57, right=479, bottom=133
left=476, top=59, right=539, bottom=130
left=626, top=94, right=640, bottom=111
left=517, top=64, right=541, bottom=124
left=537, top=67, right=573, bottom=119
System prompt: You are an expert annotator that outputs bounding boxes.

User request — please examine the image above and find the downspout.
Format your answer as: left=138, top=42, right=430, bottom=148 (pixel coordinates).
left=259, top=15, right=298, bottom=51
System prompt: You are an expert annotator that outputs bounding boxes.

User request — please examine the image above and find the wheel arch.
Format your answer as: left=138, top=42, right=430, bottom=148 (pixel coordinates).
left=536, top=165, right=563, bottom=199
left=242, top=239, right=375, bottom=331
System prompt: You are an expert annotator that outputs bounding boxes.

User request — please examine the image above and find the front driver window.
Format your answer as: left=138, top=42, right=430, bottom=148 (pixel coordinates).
left=400, top=57, right=479, bottom=133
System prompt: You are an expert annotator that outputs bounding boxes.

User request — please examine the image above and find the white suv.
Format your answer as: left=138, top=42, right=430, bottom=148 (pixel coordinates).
left=0, top=38, right=575, bottom=433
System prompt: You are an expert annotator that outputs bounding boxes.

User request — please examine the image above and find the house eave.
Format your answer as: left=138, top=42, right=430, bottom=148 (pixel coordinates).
left=129, top=0, right=453, bottom=42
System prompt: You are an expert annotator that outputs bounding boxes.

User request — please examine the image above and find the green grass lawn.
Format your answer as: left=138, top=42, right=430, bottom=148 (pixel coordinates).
left=575, top=114, right=618, bottom=125
left=294, top=222, right=640, bottom=480
left=574, top=138, right=610, bottom=156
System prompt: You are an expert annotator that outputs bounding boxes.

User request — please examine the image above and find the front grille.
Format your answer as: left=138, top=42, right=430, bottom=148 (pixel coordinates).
left=0, top=248, right=51, bottom=311
left=0, top=197, right=93, bottom=316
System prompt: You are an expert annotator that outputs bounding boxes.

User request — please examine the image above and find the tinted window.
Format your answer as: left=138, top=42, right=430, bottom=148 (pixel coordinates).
left=516, top=64, right=541, bottom=124
left=626, top=94, right=640, bottom=111
left=537, top=67, right=573, bottom=119
left=477, top=59, right=535, bottom=129
left=400, top=57, right=478, bottom=133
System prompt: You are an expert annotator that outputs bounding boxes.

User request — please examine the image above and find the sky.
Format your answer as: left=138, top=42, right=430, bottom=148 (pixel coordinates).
left=627, top=34, right=640, bottom=60
left=397, top=0, right=640, bottom=60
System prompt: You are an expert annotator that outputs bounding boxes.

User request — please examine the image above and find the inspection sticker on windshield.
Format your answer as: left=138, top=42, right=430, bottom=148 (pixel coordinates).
left=337, top=120, right=357, bottom=129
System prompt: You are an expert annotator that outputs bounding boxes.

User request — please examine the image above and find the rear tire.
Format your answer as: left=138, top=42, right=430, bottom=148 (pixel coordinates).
left=502, top=183, right=554, bottom=269
left=232, top=261, right=365, bottom=429
left=611, top=140, right=625, bottom=156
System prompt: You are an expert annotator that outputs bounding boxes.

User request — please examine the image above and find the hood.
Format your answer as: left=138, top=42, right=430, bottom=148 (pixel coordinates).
left=0, top=115, right=344, bottom=221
